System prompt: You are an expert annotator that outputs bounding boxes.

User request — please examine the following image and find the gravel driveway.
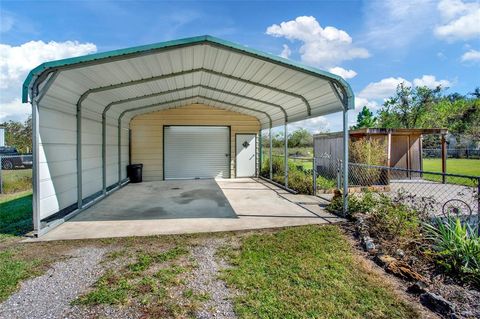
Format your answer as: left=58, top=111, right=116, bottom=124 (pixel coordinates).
left=187, top=238, right=236, bottom=319
left=0, top=247, right=107, bottom=319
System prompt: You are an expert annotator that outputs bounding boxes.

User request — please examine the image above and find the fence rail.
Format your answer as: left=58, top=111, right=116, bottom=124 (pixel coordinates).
left=313, top=156, right=479, bottom=222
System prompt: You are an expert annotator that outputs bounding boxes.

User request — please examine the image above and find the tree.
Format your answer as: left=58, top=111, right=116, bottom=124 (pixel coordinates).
left=288, top=128, right=313, bottom=148
left=377, top=83, right=443, bottom=128
left=1, top=116, right=32, bottom=153
left=353, top=106, right=377, bottom=129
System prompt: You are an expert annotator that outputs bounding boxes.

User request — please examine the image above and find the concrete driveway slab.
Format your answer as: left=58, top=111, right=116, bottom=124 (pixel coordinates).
left=34, top=178, right=342, bottom=241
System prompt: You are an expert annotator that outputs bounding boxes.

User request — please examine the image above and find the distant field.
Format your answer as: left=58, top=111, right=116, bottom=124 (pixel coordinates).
left=423, top=158, right=480, bottom=177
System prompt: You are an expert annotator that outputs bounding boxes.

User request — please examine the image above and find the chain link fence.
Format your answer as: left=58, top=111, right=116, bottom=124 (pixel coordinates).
left=313, top=156, right=479, bottom=223
left=423, top=148, right=480, bottom=159
left=0, top=154, right=33, bottom=194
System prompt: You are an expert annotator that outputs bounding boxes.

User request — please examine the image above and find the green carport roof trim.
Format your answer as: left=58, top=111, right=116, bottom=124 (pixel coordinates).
left=22, top=34, right=354, bottom=110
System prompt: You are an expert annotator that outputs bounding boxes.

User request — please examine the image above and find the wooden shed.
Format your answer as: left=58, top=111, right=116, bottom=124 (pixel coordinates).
left=314, top=128, right=448, bottom=178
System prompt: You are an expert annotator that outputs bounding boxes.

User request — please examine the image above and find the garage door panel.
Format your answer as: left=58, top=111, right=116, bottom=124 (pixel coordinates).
left=164, top=126, right=229, bottom=179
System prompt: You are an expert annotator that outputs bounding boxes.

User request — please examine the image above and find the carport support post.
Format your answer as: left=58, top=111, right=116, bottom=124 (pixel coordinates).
left=269, top=127, right=272, bottom=180
left=31, top=91, right=41, bottom=234
left=102, top=114, right=107, bottom=195
left=258, top=130, right=262, bottom=177
left=342, top=108, right=349, bottom=217
left=284, top=123, right=288, bottom=188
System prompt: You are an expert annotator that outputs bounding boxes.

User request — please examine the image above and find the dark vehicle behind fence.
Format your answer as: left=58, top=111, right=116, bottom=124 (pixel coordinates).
left=0, top=147, right=33, bottom=169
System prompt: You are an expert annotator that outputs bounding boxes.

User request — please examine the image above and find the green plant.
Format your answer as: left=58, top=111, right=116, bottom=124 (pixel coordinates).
left=424, top=217, right=480, bottom=285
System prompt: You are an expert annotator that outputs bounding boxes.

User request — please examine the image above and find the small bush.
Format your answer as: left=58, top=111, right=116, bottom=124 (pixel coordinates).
left=328, top=191, right=422, bottom=243
left=424, top=217, right=480, bottom=286
left=261, top=155, right=336, bottom=195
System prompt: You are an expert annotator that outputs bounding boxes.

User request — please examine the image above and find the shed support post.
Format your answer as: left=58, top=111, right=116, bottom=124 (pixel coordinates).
left=269, top=127, right=272, bottom=180
left=102, top=115, right=107, bottom=195
left=284, top=123, right=288, bottom=188
left=441, top=133, right=447, bottom=184
left=31, top=92, right=41, bottom=234
left=342, top=108, right=349, bottom=217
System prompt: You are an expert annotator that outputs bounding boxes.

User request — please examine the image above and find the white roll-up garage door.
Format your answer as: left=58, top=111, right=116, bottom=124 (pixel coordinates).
left=164, top=126, right=230, bottom=179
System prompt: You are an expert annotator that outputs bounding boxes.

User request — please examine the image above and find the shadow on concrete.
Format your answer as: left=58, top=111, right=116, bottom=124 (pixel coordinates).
left=71, top=179, right=237, bottom=222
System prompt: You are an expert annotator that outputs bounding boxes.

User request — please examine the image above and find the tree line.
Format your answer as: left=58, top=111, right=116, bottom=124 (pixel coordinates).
left=354, top=85, right=480, bottom=148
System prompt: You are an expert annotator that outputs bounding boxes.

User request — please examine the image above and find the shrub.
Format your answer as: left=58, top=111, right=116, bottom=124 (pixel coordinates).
left=261, top=155, right=338, bottom=195
left=349, top=138, right=387, bottom=186
left=424, top=217, right=480, bottom=286
left=349, top=138, right=387, bottom=165
left=327, top=191, right=422, bottom=244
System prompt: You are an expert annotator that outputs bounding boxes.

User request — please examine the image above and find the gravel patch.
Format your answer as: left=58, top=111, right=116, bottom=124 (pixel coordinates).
left=187, top=238, right=236, bottom=319
left=0, top=247, right=108, bottom=319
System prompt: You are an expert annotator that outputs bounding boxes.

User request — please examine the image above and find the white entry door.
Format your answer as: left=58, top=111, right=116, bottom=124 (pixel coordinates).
left=164, top=126, right=230, bottom=179
left=236, top=134, right=256, bottom=177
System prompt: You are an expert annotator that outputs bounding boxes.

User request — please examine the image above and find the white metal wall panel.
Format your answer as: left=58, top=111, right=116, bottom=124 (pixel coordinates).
left=81, top=117, right=102, bottom=198
left=37, top=106, right=78, bottom=219
left=164, top=126, right=229, bottom=179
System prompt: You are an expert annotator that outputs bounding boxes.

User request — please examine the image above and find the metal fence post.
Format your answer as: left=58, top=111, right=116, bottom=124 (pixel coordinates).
left=312, top=157, right=317, bottom=195
left=0, top=155, right=2, bottom=194
left=477, top=177, right=480, bottom=217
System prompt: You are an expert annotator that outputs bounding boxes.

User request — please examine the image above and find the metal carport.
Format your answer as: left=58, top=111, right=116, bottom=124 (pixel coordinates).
left=23, top=35, right=354, bottom=236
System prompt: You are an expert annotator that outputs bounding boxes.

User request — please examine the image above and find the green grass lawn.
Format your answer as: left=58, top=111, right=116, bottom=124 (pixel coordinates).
left=0, top=191, right=33, bottom=236
left=1, top=169, right=32, bottom=194
left=423, top=158, right=480, bottom=176
left=422, top=158, right=479, bottom=186
left=220, top=225, right=421, bottom=318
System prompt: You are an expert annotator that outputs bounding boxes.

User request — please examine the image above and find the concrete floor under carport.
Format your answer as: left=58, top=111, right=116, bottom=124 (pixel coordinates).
left=36, top=178, right=343, bottom=241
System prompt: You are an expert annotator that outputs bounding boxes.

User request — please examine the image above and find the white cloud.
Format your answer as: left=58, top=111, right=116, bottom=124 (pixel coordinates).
left=0, top=40, right=97, bottom=90
left=461, top=49, right=480, bottom=62
left=288, top=116, right=330, bottom=134
left=266, top=16, right=369, bottom=68
left=0, top=40, right=97, bottom=122
left=358, top=77, right=411, bottom=100
left=354, top=74, right=451, bottom=112
left=435, top=0, right=480, bottom=41
left=0, top=98, right=29, bottom=122
left=412, top=75, right=451, bottom=88
left=354, top=97, right=379, bottom=110
left=328, top=67, right=357, bottom=79
left=280, top=44, right=291, bottom=59
left=364, top=0, right=437, bottom=49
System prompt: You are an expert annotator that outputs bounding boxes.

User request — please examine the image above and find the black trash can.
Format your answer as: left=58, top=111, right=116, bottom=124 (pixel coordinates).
left=127, top=164, right=143, bottom=183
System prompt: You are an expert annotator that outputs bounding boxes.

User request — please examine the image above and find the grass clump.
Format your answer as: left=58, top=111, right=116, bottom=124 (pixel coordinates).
left=1, top=169, right=32, bottom=194
left=220, top=225, right=420, bottom=319
left=425, top=217, right=480, bottom=286
left=0, top=250, right=35, bottom=302
left=74, top=245, right=197, bottom=317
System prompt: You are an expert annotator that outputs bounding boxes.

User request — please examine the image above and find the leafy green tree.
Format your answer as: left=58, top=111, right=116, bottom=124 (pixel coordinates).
left=353, top=106, right=377, bottom=129
left=288, top=128, right=313, bottom=148
left=1, top=116, right=32, bottom=153
left=377, top=83, right=443, bottom=128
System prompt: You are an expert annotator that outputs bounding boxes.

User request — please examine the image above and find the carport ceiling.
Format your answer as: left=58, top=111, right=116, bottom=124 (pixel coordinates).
left=23, top=35, right=354, bottom=128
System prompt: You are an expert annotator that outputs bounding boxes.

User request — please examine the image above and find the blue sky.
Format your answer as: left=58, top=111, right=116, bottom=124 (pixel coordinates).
left=1, top=0, right=479, bottom=132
